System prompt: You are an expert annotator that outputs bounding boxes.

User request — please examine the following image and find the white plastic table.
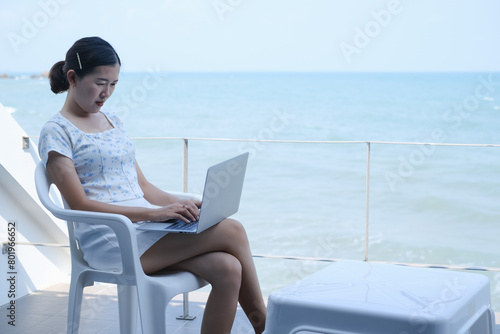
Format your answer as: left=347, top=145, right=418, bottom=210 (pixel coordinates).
left=264, top=261, right=495, bottom=334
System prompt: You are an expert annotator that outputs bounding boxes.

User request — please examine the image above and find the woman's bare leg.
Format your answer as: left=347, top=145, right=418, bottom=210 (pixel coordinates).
left=168, top=252, right=242, bottom=334
left=140, top=218, right=266, bottom=333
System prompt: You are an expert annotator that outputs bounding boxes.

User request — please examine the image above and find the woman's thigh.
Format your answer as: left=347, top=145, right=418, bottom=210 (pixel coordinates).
left=140, top=218, right=249, bottom=274
left=168, top=251, right=242, bottom=288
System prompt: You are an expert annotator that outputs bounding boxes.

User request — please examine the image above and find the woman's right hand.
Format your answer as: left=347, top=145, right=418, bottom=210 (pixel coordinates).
left=152, top=202, right=200, bottom=224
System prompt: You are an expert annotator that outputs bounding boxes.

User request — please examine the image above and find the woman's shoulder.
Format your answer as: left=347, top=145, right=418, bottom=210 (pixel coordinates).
left=40, top=112, right=78, bottom=139
left=41, top=113, right=68, bottom=132
left=101, top=110, right=125, bottom=128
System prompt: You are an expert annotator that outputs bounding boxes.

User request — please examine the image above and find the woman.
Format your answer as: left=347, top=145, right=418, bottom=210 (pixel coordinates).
left=39, top=36, right=266, bottom=334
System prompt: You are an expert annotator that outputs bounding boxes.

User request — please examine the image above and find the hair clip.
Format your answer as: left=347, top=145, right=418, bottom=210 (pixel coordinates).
left=76, top=52, right=82, bottom=70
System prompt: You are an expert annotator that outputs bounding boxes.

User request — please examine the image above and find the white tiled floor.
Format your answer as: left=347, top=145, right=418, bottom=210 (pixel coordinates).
left=0, top=283, right=257, bottom=334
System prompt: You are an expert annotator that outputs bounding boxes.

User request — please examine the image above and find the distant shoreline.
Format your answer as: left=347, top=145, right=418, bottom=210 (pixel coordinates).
left=0, top=72, right=48, bottom=79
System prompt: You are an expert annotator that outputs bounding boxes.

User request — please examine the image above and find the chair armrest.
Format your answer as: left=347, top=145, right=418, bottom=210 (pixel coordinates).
left=49, top=206, right=135, bottom=234
left=52, top=208, right=141, bottom=276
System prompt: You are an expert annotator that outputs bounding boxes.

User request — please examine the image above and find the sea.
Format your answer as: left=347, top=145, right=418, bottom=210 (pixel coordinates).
left=1, top=72, right=500, bottom=309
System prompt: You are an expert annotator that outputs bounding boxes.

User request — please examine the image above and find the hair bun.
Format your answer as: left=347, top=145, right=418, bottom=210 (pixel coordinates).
left=49, top=60, right=69, bottom=94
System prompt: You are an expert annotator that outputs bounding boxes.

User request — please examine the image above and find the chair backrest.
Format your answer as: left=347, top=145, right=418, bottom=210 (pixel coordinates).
left=34, top=162, right=95, bottom=271
left=34, top=161, right=66, bottom=217
left=34, top=161, right=140, bottom=282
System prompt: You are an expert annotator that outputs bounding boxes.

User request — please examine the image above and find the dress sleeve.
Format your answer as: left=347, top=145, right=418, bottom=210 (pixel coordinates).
left=38, top=121, right=73, bottom=166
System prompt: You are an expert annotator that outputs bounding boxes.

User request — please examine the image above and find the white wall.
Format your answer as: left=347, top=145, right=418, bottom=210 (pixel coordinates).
left=0, top=104, right=70, bottom=306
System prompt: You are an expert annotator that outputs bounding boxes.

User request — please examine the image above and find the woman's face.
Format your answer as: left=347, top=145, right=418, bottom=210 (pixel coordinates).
left=71, top=63, right=120, bottom=114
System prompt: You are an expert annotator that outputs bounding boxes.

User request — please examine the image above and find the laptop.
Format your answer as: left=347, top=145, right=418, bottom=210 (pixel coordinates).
left=137, top=152, right=249, bottom=234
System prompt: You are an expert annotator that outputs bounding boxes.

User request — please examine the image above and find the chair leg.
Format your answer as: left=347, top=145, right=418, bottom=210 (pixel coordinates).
left=137, top=289, right=170, bottom=334
left=137, top=305, right=167, bottom=334
left=67, top=278, right=85, bottom=334
left=117, top=285, right=138, bottom=334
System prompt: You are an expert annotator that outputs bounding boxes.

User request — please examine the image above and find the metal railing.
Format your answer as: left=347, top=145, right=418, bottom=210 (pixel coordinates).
left=7, top=136, right=500, bottom=274
left=134, top=136, right=500, bottom=272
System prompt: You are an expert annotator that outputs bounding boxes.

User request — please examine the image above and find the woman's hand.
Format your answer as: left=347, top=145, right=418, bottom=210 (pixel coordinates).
left=153, top=199, right=201, bottom=223
left=179, top=198, right=201, bottom=221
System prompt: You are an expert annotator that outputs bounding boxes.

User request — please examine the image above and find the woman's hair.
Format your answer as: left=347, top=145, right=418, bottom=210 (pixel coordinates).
left=49, top=37, right=121, bottom=94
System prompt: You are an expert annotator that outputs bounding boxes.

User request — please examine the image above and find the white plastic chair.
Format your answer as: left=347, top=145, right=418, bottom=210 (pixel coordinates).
left=34, top=162, right=208, bottom=334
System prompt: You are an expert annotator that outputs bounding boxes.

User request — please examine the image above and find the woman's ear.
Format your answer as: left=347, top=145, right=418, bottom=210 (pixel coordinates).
left=67, top=69, right=77, bottom=87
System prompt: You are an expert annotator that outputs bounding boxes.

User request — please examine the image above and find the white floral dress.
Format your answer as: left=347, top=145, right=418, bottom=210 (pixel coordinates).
left=38, top=111, right=168, bottom=271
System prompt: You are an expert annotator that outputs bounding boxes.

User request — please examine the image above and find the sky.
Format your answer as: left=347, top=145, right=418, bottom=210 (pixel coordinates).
left=1, top=0, right=500, bottom=73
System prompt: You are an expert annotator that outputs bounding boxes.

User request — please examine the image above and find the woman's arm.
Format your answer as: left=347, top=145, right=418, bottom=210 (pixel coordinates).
left=46, top=152, right=198, bottom=223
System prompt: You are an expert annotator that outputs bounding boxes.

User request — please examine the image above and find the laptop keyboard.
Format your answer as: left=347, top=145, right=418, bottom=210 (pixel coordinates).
left=163, top=208, right=202, bottom=232
left=167, top=220, right=199, bottom=232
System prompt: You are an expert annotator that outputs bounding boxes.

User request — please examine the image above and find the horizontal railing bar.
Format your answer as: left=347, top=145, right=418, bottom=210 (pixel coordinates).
left=1, top=241, right=69, bottom=254
left=369, top=260, right=500, bottom=272
left=359, top=141, right=500, bottom=148
left=27, top=135, right=500, bottom=147
left=130, top=137, right=367, bottom=144
left=252, top=254, right=500, bottom=273
left=2, top=241, right=69, bottom=248
left=252, top=254, right=343, bottom=263
left=130, top=137, right=500, bottom=147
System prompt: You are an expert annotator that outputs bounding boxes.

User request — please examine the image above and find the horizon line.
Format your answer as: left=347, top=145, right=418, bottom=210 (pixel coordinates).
left=1, top=70, right=500, bottom=77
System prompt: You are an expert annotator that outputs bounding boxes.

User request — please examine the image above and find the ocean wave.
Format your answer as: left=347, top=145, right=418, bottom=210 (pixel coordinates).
left=5, top=106, right=16, bottom=114
left=0, top=103, right=17, bottom=114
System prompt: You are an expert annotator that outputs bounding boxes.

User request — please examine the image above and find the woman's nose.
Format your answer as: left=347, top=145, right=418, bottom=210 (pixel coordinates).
left=100, top=86, right=110, bottom=98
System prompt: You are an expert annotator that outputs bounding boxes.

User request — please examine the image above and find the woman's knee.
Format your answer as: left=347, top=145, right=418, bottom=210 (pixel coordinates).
left=209, top=253, right=242, bottom=290
left=217, top=218, right=248, bottom=245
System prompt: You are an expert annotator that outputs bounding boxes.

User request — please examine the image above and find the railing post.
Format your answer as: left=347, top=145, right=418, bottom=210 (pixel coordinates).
left=365, top=142, right=371, bottom=262
left=182, top=138, right=189, bottom=193
left=177, top=138, right=196, bottom=320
